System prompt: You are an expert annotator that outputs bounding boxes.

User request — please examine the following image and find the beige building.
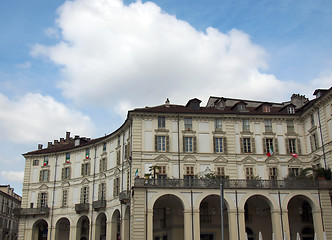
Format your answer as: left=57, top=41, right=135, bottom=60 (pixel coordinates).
left=0, top=185, right=22, bottom=240
left=17, top=88, right=332, bottom=240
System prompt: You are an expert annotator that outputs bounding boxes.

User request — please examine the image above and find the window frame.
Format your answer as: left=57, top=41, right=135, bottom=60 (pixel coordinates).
left=184, top=118, right=192, bottom=130
left=242, top=119, right=250, bottom=131
left=158, top=116, right=166, bottom=129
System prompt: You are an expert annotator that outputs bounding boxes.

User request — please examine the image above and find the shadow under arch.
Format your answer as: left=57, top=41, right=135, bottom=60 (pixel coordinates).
left=111, top=209, right=121, bottom=240
left=244, top=194, right=273, bottom=240
left=76, top=215, right=90, bottom=240
left=55, top=217, right=70, bottom=240
left=95, top=212, right=107, bottom=240
left=153, top=194, right=184, bottom=240
left=32, top=219, right=48, bottom=240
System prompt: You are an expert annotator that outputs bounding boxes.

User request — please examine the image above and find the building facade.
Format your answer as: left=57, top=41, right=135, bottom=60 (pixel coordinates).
left=17, top=88, right=332, bottom=240
left=0, top=185, right=22, bottom=240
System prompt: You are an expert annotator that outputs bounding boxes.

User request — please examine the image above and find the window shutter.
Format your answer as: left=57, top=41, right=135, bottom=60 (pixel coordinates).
left=223, top=137, right=227, bottom=154
left=274, top=138, right=279, bottom=154
left=155, top=136, right=158, bottom=152
left=104, top=159, right=107, bottom=171
left=297, top=138, right=301, bottom=154
left=193, top=137, right=197, bottom=153
left=213, top=137, right=216, bottom=153
left=240, top=138, right=244, bottom=153
left=113, top=179, right=116, bottom=197
left=80, top=188, right=83, bottom=203
left=81, top=164, right=84, bottom=176
left=68, top=168, right=71, bottom=179
left=285, top=139, right=290, bottom=154
left=39, top=170, right=42, bottom=182
left=263, top=138, right=267, bottom=153
left=45, top=193, right=48, bottom=206
left=88, top=163, right=91, bottom=175
left=183, top=136, right=185, bottom=152
left=37, top=193, right=41, bottom=208
left=98, top=183, right=101, bottom=200
left=166, top=136, right=169, bottom=152
left=251, top=138, right=255, bottom=153
left=61, top=168, right=64, bottom=180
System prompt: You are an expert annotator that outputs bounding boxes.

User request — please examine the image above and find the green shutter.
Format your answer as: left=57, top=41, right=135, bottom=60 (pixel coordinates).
left=183, top=136, right=186, bottom=152
left=251, top=138, right=255, bottom=153
left=213, top=137, right=216, bottom=153
left=81, top=164, right=84, bottom=176
left=274, top=138, right=279, bottom=154
left=263, top=138, right=267, bottom=153
left=240, top=138, right=244, bottom=153
left=80, top=187, right=83, bottom=203
left=286, top=139, right=290, bottom=154
left=223, top=137, right=227, bottom=154
left=155, top=136, right=158, bottom=152
left=37, top=193, right=41, bottom=207
left=166, top=136, right=169, bottom=152
left=193, top=137, right=197, bottom=153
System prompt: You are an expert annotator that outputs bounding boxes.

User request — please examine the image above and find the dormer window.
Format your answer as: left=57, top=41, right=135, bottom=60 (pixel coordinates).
left=184, top=118, right=192, bottom=130
left=262, top=105, right=271, bottom=113
left=287, top=106, right=295, bottom=114
left=238, top=104, right=246, bottom=112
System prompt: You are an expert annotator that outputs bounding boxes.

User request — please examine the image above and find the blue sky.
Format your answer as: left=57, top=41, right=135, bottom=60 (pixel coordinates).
left=0, top=0, right=331, bottom=195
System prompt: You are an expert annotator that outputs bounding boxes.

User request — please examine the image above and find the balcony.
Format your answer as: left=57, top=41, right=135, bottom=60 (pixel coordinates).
left=92, top=199, right=106, bottom=211
left=75, top=203, right=89, bottom=213
left=134, top=178, right=332, bottom=190
left=119, top=190, right=130, bottom=204
left=14, top=206, right=50, bottom=216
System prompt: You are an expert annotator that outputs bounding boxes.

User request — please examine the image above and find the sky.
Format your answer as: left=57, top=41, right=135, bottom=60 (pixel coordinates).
left=0, top=0, right=331, bottom=195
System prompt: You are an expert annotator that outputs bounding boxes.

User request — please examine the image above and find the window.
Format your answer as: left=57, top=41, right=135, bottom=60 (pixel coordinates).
left=158, top=166, right=167, bottom=179
left=155, top=136, right=169, bottom=152
left=265, top=120, right=272, bottom=132
left=216, top=167, right=225, bottom=177
left=215, top=118, right=222, bottom=130
left=98, top=182, right=106, bottom=200
left=116, top=150, right=121, bottom=165
left=103, top=142, right=107, bottom=152
left=311, top=133, right=318, bottom=151
left=242, top=138, right=252, bottom=153
left=185, top=166, right=194, bottom=181
left=85, top=148, right=90, bottom=159
left=113, top=178, right=120, bottom=197
left=214, top=137, right=223, bottom=153
left=100, top=158, right=107, bottom=172
left=43, top=156, right=49, bottom=166
left=39, top=170, right=50, bottom=182
left=81, top=162, right=90, bottom=176
left=62, top=190, right=68, bottom=207
left=242, top=119, right=250, bottom=131
left=287, top=106, right=295, bottom=114
left=269, top=167, right=278, bottom=180
left=310, top=114, right=315, bottom=126
left=184, top=137, right=196, bottom=153
left=158, top=116, right=165, bottom=129
left=262, top=105, right=271, bottom=113
left=38, top=192, right=48, bottom=208
left=65, top=152, right=70, bottom=163
left=238, top=104, right=246, bottom=112
left=184, top=118, right=192, bottom=130
left=80, top=186, right=89, bottom=203
left=265, top=138, right=274, bottom=152
left=245, top=167, right=254, bottom=180
left=286, top=120, right=294, bottom=132
left=33, top=160, right=39, bottom=166
left=288, top=139, right=296, bottom=153
left=62, top=167, right=71, bottom=180
left=289, top=168, right=300, bottom=177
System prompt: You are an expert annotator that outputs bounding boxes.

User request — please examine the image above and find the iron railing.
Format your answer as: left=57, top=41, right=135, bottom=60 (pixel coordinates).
left=13, top=206, right=50, bottom=216
left=92, top=199, right=106, bottom=210
left=75, top=203, right=89, bottom=213
left=119, top=190, right=130, bottom=204
left=134, top=178, right=332, bottom=190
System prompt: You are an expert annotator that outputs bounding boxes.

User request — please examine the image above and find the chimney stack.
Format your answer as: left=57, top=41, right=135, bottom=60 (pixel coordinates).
left=66, top=131, right=70, bottom=140
left=38, top=144, right=43, bottom=150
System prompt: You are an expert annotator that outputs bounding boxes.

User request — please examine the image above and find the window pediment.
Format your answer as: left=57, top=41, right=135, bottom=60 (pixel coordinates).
left=242, top=156, right=256, bottom=164
left=183, top=155, right=197, bottom=162
left=39, top=184, right=48, bottom=190
left=287, top=158, right=302, bottom=165
left=154, top=155, right=170, bottom=162
left=61, top=182, right=70, bottom=188
left=81, top=178, right=90, bottom=184
left=265, top=157, right=279, bottom=164
left=213, top=156, right=228, bottom=163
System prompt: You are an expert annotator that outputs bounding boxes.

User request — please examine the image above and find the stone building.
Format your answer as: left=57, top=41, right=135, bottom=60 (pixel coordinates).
left=0, top=185, right=21, bottom=240
left=17, top=88, right=332, bottom=240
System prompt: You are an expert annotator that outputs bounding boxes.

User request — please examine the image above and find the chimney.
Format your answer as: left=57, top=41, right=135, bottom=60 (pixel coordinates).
left=60, top=138, right=65, bottom=143
left=66, top=131, right=70, bottom=140
left=38, top=144, right=43, bottom=150
left=74, top=135, right=80, bottom=146
left=291, top=94, right=309, bottom=108
left=165, top=98, right=170, bottom=107
left=48, top=142, right=53, bottom=148
left=54, top=140, right=59, bottom=145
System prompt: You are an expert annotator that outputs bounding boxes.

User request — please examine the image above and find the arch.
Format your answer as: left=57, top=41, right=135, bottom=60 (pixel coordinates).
left=123, top=206, right=130, bottom=240
left=95, top=213, right=107, bottom=240
left=244, top=195, right=273, bottom=240
left=194, top=191, right=232, bottom=210
left=199, top=194, right=229, bottom=240
left=32, top=219, right=49, bottom=240
left=288, top=195, right=314, bottom=240
left=239, top=192, right=277, bottom=210
left=55, top=217, right=70, bottom=240
left=76, top=215, right=90, bottom=240
left=283, top=193, right=318, bottom=211
left=153, top=194, right=184, bottom=240
left=148, top=191, right=188, bottom=210
left=111, top=209, right=121, bottom=240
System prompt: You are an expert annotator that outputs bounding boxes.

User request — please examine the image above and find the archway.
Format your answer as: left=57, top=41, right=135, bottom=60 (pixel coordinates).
left=199, top=194, right=229, bottom=240
left=288, top=195, right=314, bottom=240
left=123, top=206, right=130, bottom=240
left=153, top=194, right=184, bottom=240
left=32, top=219, right=48, bottom=240
left=55, top=218, right=70, bottom=240
left=76, top=216, right=90, bottom=240
left=111, top=209, right=121, bottom=240
left=244, top=195, right=273, bottom=240
left=95, top=213, right=107, bottom=240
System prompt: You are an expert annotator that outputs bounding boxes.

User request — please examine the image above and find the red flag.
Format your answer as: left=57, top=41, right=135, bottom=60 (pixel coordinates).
left=291, top=153, right=298, bottom=158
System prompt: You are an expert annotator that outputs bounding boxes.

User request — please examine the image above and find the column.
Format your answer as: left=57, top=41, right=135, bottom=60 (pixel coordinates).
left=69, top=225, right=78, bottom=240
left=147, top=209, right=153, bottom=240
left=238, top=209, right=247, bottom=240
left=312, top=210, right=324, bottom=239
left=49, top=224, right=56, bottom=240
left=228, top=209, right=238, bottom=240
left=105, top=221, right=112, bottom=240
left=192, top=209, right=200, bottom=240
left=281, top=210, right=291, bottom=240
left=184, top=210, right=192, bottom=240
left=121, top=215, right=130, bottom=240
left=91, top=222, right=98, bottom=240
left=270, top=210, right=283, bottom=240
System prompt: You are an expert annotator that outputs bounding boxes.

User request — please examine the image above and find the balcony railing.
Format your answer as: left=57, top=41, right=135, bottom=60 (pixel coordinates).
left=119, top=190, right=130, bottom=204
left=134, top=178, right=332, bottom=190
left=92, top=199, right=106, bottom=211
left=14, top=206, right=50, bottom=216
left=75, top=203, right=89, bottom=213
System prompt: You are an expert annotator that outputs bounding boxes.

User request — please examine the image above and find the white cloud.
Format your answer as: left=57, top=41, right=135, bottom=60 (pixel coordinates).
left=44, top=27, right=60, bottom=39
left=15, top=61, right=31, bottom=69
left=32, top=0, right=305, bottom=109
left=1, top=171, right=24, bottom=183
left=0, top=93, right=95, bottom=144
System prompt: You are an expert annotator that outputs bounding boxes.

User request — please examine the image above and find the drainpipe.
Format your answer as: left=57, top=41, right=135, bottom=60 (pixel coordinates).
left=90, top=145, right=97, bottom=240
left=316, top=108, right=327, bottom=169
left=278, top=191, right=284, bottom=239
left=235, top=190, right=240, bottom=240
left=191, top=190, right=194, bottom=240
left=49, top=154, right=58, bottom=240
left=177, top=113, right=181, bottom=179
